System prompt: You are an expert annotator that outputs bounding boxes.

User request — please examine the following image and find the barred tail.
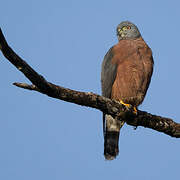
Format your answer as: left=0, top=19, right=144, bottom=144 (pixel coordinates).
left=103, top=114, right=123, bottom=160
left=104, top=131, right=120, bottom=160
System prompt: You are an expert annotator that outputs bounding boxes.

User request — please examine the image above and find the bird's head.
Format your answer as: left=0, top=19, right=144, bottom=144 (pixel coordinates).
left=116, top=21, right=141, bottom=41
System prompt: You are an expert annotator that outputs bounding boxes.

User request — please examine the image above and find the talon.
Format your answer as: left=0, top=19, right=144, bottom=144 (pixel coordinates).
left=133, top=107, right=138, bottom=115
left=120, top=100, right=131, bottom=109
left=120, top=100, right=138, bottom=115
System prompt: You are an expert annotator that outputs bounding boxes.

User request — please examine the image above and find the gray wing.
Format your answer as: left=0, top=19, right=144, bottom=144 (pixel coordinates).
left=101, top=47, right=117, bottom=98
left=101, top=47, right=117, bottom=137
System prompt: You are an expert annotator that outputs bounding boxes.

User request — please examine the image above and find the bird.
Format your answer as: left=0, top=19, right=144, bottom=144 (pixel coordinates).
left=101, top=21, right=154, bottom=160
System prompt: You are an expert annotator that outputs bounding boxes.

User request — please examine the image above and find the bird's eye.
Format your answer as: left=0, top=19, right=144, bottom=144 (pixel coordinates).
left=117, top=28, right=121, bottom=32
left=127, top=26, right=131, bottom=29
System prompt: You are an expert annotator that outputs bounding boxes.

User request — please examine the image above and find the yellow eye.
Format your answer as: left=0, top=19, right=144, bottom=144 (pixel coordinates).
left=117, top=28, right=121, bottom=32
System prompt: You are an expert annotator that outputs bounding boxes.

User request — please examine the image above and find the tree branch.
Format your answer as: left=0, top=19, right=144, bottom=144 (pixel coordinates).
left=1, top=28, right=180, bottom=138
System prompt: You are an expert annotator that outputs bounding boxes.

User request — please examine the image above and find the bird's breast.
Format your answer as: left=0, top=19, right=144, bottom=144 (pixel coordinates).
left=110, top=38, right=152, bottom=106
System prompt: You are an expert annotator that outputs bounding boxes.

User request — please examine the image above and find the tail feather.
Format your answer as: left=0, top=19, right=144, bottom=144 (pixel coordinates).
left=103, top=114, right=123, bottom=160
left=104, top=131, right=120, bottom=160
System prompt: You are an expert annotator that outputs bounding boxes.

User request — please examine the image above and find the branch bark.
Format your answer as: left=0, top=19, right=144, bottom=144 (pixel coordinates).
left=1, top=28, right=180, bottom=138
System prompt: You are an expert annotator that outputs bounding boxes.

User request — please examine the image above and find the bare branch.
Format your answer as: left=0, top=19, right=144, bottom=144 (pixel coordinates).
left=1, top=28, right=180, bottom=138
left=13, top=82, right=41, bottom=91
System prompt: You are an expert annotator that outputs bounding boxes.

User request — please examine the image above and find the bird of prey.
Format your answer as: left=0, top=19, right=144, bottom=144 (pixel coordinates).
left=101, top=21, right=154, bottom=160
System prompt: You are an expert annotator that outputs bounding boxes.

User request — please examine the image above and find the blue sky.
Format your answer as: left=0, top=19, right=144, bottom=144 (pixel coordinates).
left=0, top=0, right=180, bottom=179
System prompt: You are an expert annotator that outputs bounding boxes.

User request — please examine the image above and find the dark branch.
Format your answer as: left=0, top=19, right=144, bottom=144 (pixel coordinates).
left=1, top=28, right=180, bottom=138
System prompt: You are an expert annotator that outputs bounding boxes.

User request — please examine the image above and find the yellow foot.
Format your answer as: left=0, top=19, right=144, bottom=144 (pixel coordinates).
left=133, top=107, right=138, bottom=115
left=120, top=100, right=138, bottom=115
left=120, top=100, right=131, bottom=108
